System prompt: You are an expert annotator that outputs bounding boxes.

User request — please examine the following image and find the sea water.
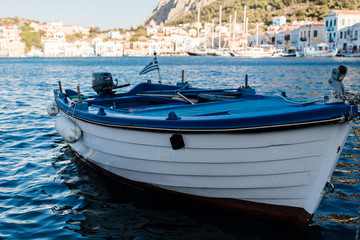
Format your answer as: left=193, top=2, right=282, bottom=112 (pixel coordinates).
left=0, top=56, right=359, bottom=239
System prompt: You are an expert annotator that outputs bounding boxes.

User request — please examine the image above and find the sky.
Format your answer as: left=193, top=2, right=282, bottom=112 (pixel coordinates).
left=0, top=0, right=159, bottom=30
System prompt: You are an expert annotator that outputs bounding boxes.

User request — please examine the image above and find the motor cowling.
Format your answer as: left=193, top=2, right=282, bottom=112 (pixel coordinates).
left=92, top=72, right=114, bottom=95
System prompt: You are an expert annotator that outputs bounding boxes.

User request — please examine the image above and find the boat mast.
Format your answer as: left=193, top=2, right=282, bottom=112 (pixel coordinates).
left=219, top=5, right=222, bottom=50
left=204, top=21, right=207, bottom=50
left=212, top=19, right=215, bottom=49
left=246, top=17, right=248, bottom=47
left=243, top=6, right=246, bottom=48
left=233, top=11, right=237, bottom=50
left=256, top=23, right=259, bottom=46
left=224, top=15, right=232, bottom=49
left=197, top=8, right=200, bottom=39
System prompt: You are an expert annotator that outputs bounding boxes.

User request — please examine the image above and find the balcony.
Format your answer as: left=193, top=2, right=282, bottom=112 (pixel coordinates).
left=300, top=37, right=307, bottom=41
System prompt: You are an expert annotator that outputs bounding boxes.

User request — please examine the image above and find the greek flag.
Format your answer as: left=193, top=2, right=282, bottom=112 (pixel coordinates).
left=139, top=57, right=159, bottom=75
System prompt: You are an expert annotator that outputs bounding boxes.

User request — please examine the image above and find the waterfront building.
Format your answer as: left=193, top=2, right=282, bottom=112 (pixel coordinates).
left=95, top=39, right=124, bottom=57
left=337, top=23, right=360, bottom=52
left=324, top=10, right=360, bottom=50
left=73, top=40, right=94, bottom=57
left=173, top=35, right=188, bottom=52
left=299, top=21, right=325, bottom=50
left=0, top=37, right=8, bottom=56
left=249, top=32, right=269, bottom=46
left=275, top=29, right=285, bottom=50
left=43, top=40, right=63, bottom=56
left=283, top=26, right=299, bottom=51
left=8, top=40, right=25, bottom=57
left=0, top=25, right=20, bottom=41
left=290, top=26, right=300, bottom=50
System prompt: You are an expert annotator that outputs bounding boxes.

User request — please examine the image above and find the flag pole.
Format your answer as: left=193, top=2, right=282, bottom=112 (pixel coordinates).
left=154, top=51, right=161, bottom=83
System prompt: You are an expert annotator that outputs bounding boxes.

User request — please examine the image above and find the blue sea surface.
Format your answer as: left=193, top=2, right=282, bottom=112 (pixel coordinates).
left=0, top=56, right=359, bottom=239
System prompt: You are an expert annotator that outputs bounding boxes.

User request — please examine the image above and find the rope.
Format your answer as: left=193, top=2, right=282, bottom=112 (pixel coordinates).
left=275, top=94, right=323, bottom=106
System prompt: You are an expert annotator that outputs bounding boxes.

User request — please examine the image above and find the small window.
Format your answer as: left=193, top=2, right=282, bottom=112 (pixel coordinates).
left=340, top=32, right=343, bottom=39
left=334, top=19, right=337, bottom=26
left=314, top=30, right=318, bottom=37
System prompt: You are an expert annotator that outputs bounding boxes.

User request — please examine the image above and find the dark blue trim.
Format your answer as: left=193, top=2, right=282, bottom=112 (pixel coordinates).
left=54, top=83, right=358, bottom=131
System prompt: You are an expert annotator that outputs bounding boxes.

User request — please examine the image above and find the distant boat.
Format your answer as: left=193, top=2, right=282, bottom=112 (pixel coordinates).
left=343, top=53, right=360, bottom=57
left=296, top=43, right=337, bottom=57
left=186, top=51, right=207, bottom=56
left=230, top=46, right=279, bottom=58
left=281, top=52, right=296, bottom=57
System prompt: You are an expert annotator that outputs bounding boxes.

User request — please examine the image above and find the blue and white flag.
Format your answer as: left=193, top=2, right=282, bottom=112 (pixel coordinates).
left=139, top=57, right=159, bottom=75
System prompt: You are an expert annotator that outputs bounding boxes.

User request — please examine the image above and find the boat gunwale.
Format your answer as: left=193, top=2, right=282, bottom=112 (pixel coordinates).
left=54, top=84, right=358, bottom=133
left=58, top=106, right=347, bottom=133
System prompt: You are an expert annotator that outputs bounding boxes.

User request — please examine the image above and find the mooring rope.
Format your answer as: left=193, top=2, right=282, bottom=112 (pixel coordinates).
left=275, top=94, right=323, bottom=106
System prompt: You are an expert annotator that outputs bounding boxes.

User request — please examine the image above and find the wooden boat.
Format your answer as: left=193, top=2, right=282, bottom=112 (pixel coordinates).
left=47, top=65, right=359, bottom=228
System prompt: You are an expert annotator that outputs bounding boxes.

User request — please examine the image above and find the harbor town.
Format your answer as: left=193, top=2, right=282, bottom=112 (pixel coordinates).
left=1, top=8, right=360, bottom=57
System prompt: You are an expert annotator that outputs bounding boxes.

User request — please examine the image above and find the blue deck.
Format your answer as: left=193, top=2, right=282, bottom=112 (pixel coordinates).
left=56, top=83, right=358, bottom=131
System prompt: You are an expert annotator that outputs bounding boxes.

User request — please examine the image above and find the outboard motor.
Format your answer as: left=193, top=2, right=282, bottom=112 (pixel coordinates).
left=92, top=72, right=130, bottom=98
left=92, top=72, right=114, bottom=96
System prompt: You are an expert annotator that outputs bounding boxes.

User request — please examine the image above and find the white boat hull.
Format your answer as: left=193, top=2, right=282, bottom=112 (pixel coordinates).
left=296, top=48, right=338, bottom=57
left=63, top=113, right=352, bottom=226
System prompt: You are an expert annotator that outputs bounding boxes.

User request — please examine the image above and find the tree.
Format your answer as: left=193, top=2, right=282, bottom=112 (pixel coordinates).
left=20, top=31, right=41, bottom=52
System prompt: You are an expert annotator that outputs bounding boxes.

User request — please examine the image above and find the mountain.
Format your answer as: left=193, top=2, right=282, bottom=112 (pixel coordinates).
left=144, top=0, right=218, bottom=26
left=144, top=0, right=360, bottom=30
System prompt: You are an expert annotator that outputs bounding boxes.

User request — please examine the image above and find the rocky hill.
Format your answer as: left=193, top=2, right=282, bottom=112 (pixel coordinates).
left=143, top=0, right=218, bottom=25
left=144, top=0, right=360, bottom=29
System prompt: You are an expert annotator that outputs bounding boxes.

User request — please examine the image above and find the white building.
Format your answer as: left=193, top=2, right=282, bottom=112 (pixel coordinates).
left=110, top=31, right=122, bottom=39
left=275, top=30, right=285, bottom=50
left=95, top=40, right=124, bottom=56
left=0, top=37, right=8, bottom=56
left=338, top=23, right=360, bottom=52
left=43, top=40, right=63, bottom=57
left=0, top=25, right=20, bottom=41
left=272, top=16, right=287, bottom=27
left=8, top=40, right=25, bottom=57
left=298, top=22, right=325, bottom=50
left=290, top=27, right=300, bottom=50
left=324, top=10, right=360, bottom=50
